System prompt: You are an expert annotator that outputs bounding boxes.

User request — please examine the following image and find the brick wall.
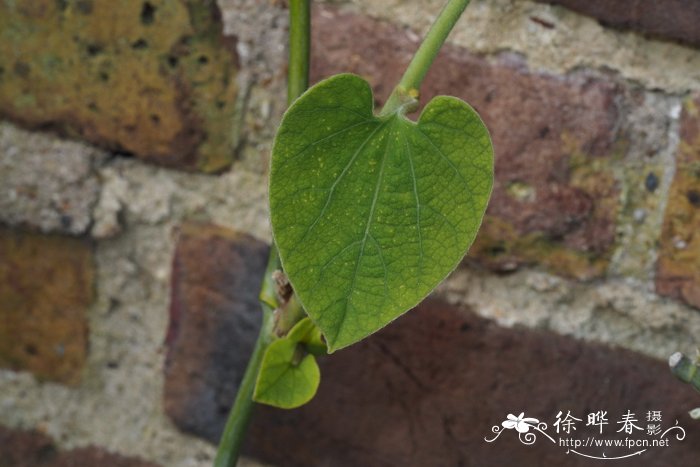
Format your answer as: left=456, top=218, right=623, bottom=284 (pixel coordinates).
left=0, top=0, right=699, bottom=466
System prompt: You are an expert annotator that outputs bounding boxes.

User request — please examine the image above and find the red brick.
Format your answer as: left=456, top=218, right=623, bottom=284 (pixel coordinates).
left=165, top=295, right=700, bottom=466
left=656, top=95, right=700, bottom=309
left=0, top=228, right=92, bottom=385
left=0, top=1, right=239, bottom=172
left=164, top=222, right=269, bottom=441
left=311, top=6, right=623, bottom=279
left=0, top=426, right=160, bottom=467
left=535, top=0, right=700, bottom=48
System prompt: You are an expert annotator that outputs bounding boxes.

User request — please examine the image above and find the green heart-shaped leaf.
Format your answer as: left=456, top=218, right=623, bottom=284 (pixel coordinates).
left=270, top=73, right=493, bottom=352
left=253, top=318, right=321, bottom=409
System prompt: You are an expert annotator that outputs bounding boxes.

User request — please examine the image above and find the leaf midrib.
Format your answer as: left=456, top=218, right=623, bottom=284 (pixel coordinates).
left=332, top=116, right=398, bottom=345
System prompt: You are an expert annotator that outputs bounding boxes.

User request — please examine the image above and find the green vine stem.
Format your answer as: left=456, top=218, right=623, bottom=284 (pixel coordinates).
left=213, top=306, right=274, bottom=467
left=213, top=1, right=311, bottom=465
left=381, top=0, right=471, bottom=115
left=214, top=0, right=472, bottom=464
left=287, top=0, right=310, bottom=106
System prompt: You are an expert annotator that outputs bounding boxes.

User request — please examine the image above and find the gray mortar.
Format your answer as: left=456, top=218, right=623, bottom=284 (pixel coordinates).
left=2, top=0, right=700, bottom=465
left=220, top=0, right=289, bottom=175
left=0, top=122, right=107, bottom=235
left=439, top=268, right=700, bottom=361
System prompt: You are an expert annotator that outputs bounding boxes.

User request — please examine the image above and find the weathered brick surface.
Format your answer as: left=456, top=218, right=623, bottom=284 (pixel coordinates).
left=165, top=296, right=700, bottom=466
left=656, top=95, right=700, bottom=309
left=0, top=426, right=160, bottom=467
left=164, top=222, right=269, bottom=441
left=0, top=228, right=92, bottom=385
left=535, top=0, right=700, bottom=48
left=0, top=0, right=238, bottom=172
left=311, top=5, right=622, bottom=280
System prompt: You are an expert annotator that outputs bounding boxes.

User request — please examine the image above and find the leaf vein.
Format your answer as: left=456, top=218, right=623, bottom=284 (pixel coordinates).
left=417, top=127, right=480, bottom=216
left=404, top=133, right=424, bottom=285
left=335, top=122, right=392, bottom=342
left=368, top=233, right=389, bottom=300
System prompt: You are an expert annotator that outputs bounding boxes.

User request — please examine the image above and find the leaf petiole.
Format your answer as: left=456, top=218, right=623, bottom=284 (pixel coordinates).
left=382, top=0, right=471, bottom=115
